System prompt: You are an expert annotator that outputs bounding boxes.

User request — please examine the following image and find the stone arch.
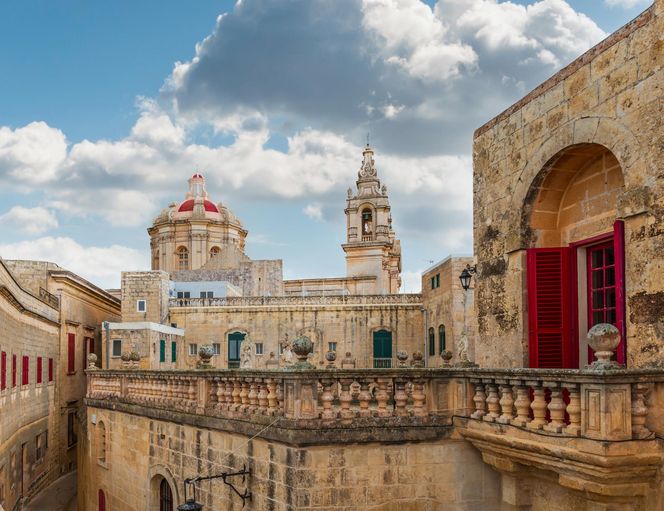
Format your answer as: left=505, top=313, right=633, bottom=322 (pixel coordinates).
left=358, top=203, right=376, bottom=237
left=507, top=116, right=650, bottom=249
left=147, top=464, right=180, bottom=511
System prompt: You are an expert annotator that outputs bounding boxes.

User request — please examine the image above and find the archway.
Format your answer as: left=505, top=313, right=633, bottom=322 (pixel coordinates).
left=148, top=467, right=180, bottom=511
left=524, top=143, right=626, bottom=368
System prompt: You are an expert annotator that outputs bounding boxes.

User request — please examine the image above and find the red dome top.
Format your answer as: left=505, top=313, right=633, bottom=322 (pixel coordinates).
left=191, top=173, right=204, bottom=179
left=177, top=199, right=219, bottom=213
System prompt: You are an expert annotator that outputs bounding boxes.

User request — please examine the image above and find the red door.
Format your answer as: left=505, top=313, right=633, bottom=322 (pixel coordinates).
left=98, top=489, right=106, bottom=511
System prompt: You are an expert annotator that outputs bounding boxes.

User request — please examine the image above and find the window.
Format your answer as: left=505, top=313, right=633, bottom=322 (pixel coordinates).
left=112, top=340, right=122, bottom=358
left=177, top=246, right=189, bottom=271
left=67, top=333, right=76, bottom=374
left=159, top=340, right=166, bottom=363
left=430, top=273, right=440, bottom=289
left=255, top=343, right=264, bottom=356
left=328, top=342, right=337, bottom=352
left=48, top=358, right=53, bottom=382
left=37, top=357, right=43, bottom=384
left=1, top=351, right=5, bottom=391
left=188, top=344, right=198, bottom=356
left=361, top=208, right=373, bottom=236
left=210, top=246, right=220, bottom=259
left=159, top=478, right=173, bottom=511
left=35, top=432, right=46, bottom=462
left=98, top=489, right=106, bottom=511
left=212, top=343, right=221, bottom=356
left=22, top=356, right=29, bottom=386
left=428, top=327, right=435, bottom=357
left=200, top=291, right=213, bottom=299
left=176, top=291, right=190, bottom=299
left=12, top=355, right=16, bottom=388
left=67, top=411, right=77, bottom=447
left=439, top=325, right=446, bottom=353
left=171, top=341, right=177, bottom=363
left=137, top=300, right=146, bottom=313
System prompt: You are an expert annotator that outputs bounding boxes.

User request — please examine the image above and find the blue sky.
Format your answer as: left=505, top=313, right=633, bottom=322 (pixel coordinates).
left=0, top=0, right=652, bottom=290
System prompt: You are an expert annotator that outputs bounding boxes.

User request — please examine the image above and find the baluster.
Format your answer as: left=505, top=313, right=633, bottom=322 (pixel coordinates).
left=510, top=380, right=530, bottom=427
left=320, top=378, right=336, bottom=422
left=527, top=381, right=547, bottom=430
left=483, top=380, right=500, bottom=422
left=470, top=379, right=487, bottom=419
left=497, top=380, right=514, bottom=424
left=266, top=378, right=278, bottom=416
left=232, top=379, right=242, bottom=412
left=224, top=378, right=234, bottom=410
left=394, top=378, right=408, bottom=417
left=544, top=382, right=565, bottom=433
left=240, top=380, right=250, bottom=413
left=216, top=378, right=227, bottom=412
left=563, top=384, right=581, bottom=436
left=375, top=378, right=390, bottom=417
left=411, top=378, right=426, bottom=418
left=276, top=380, right=284, bottom=413
left=208, top=377, right=219, bottom=410
left=188, top=377, right=197, bottom=409
left=631, top=383, right=651, bottom=439
left=248, top=380, right=259, bottom=413
left=257, top=378, right=269, bottom=414
left=339, top=378, right=354, bottom=425
left=357, top=378, right=372, bottom=418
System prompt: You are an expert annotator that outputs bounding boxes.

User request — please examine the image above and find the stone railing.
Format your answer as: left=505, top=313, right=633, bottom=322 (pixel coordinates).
left=168, top=293, right=422, bottom=308
left=39, top=287, right=60, bottom=308
left=86, top=367, right=664, bottom=442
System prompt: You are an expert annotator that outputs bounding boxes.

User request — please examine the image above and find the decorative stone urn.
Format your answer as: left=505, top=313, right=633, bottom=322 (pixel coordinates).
left=120, top=351, right=132, bottom=369
left=290, top=336, right=314, bottom=369
left=341, top=351, right=356, bottom=369
left=587, top=323, right=623, bottom=370
left=265, top=351, right=279, bottom=368
left=396, top=350, right=409, bottom=368
left=411, top=351, right=425, bottom=368
left=197, top=344, right=214, bottom=369
left=325, top=350, right=337, bottom=368
left=129, top=351, right=141, bottom=369
left=440, top=350, right=453, bottom=368
left=87, top=353, right=98, bottom=370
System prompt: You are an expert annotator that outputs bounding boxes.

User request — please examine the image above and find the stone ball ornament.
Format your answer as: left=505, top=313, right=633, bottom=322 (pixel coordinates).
left=120, top=351, right=132, bottom=362
left=87, top=353, right=98, bottom=370
left=440, top=350, right=453, bottom=367
left=289, top=336, right=314, bottom=369
left=396, top=350, right=409, bottom=367
left=587, top=323, right=623, bottom=370
left=197, top=344, right=214, bottom=368
left=325, top=350, right=337, bottom=368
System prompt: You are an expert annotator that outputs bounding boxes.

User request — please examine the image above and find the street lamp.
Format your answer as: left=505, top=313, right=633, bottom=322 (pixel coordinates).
left=177, top=466, right=252, bottom=510
left=458, top=265, right=477, bottom=291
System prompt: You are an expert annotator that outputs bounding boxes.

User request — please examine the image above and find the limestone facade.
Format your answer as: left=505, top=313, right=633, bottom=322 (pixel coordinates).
left=472, top=2, right=664, bottom=368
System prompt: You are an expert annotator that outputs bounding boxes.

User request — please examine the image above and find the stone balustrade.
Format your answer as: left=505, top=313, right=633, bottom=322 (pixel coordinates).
left=168, top=293, right=422, bottom=308
left=87, top=367, right=664, bottom=442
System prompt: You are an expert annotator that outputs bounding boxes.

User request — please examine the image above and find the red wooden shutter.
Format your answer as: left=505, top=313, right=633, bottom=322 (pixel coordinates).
left=613, top=220, right=626, bottom=365
left=1, top=351, right=6, bottom=390
left=67, top=333, right=76, bottom=373
left=48, top=358, right=54, bottom=382
left=37, top=357, right=43, bottom=384
left=12, top=355, right=16, bottom=387
left=22, top=355, right=29, bottom=385
left=527, top=247, right=575, bottom=368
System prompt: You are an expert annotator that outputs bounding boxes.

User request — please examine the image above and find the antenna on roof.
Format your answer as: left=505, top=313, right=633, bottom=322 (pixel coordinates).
left=366, top=132, right=370, bottom=146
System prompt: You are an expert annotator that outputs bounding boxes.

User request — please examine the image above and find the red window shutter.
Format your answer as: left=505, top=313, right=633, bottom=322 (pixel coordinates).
left=67, top=333, right=76, bottom=374
left=527, top=247, right=575, bottom=368
left=22, top=355, right=29, bottom=385
left=1, top=351, right=6, bottom=390
left=613, top=220, right=627, bottom=365
left=48, top=358, right=54, bottom=382
left=37, top=357, right=43, bottom=384
left=12, top=355, right=16, bottom=387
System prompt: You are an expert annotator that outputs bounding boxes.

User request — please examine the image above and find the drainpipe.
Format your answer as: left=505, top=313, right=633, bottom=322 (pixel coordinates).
left=103, top=321, right=110, bottom=370
left=421, top=306, right=428, bottom=366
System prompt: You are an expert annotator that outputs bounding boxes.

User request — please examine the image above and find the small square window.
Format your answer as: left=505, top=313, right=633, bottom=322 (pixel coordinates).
left=136, top=300, right=146, bottom=312
left=212, top=343, right=221, bottom=355
left=200, top=291, right=213, bottom=299
left=255, top=343, right=264, bottom=355
left=189, top=344, right=198, bottom=356
left=112, top=340, right=122, bottom=358
left=328, top=342, right=337, bottom=352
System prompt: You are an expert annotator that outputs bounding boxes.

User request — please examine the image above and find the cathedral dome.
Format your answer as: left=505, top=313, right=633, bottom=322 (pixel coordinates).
left=177, top=199, right=219, bottom=213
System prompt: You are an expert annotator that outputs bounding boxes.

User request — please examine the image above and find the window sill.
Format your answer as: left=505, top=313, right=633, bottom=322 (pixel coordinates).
left=67, top=371, right=76, bottom=376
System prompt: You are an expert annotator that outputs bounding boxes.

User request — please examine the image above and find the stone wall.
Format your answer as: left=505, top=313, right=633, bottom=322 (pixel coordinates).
left=472, top=4, right=664, bottom=368
left=121, top=271, right=171, bottom=324
left=79, top=405, right=500, bottom=511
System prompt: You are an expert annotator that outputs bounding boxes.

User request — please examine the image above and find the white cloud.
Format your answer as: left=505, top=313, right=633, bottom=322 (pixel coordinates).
left=604, top=0, right=650, bottom=7
left=400, top=269, right=423, bottom=293
left=0, top=237, right=149, bottom=289
left=303, top=203, right=323, bottom=220
left=0, top=206, right=59, bottom=235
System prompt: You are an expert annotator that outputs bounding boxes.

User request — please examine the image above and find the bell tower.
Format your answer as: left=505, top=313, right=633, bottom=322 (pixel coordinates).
left=342, top=144, right=401, bottom=294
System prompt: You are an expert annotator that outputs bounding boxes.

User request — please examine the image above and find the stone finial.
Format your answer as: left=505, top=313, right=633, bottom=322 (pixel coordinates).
left=411, top=351, right=424, bottom=368
left=325, top=350, right=337, bottom=368
left=396, top=350, right=409, bottom=368
left=440, top=349, right=453, bottom=368
left=197, top=344, right=214, bottom=369
left=290, top=336, right=314, bottom=370
left=129, top=351, right=140, bottom=369
left=265, top=351, right=279, bottom=369
left=87, top=353, right=98, bottom=370
left=341, top=351, right=356, bottom=369
left=121, top=351, right=132, bottom=369
left=587, top=323, right=623, bottom=370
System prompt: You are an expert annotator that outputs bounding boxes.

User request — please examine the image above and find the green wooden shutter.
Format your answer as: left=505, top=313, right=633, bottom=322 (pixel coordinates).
left=171, top=341, right=177, bottom=363
left=159, top=340, right=165, bottom=363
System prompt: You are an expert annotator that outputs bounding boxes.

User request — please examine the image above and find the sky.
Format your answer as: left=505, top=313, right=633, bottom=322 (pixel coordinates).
left=0, top=0, right=652, bottom=291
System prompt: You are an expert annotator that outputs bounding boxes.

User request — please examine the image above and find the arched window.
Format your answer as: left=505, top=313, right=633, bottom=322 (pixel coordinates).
left=176, top=247, right=189, bottom=271
left=159, top=479, right=173, bottom=511
left=210, top=246, right=220, bottom=259
left=428, top=327, right=435, bottom=357
left=361, top=208, right=373, bottom=236
left=97, top=421, right=107, bottom=464
left=439, top=325, right=446, bottom=353
left=98, top=489, right=106, bottom=511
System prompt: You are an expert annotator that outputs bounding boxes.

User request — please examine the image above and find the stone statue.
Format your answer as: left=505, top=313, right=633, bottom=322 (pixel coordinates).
left=281, top=342, right=294, bottom=367
left=240, top=342, right=253, bottom=369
